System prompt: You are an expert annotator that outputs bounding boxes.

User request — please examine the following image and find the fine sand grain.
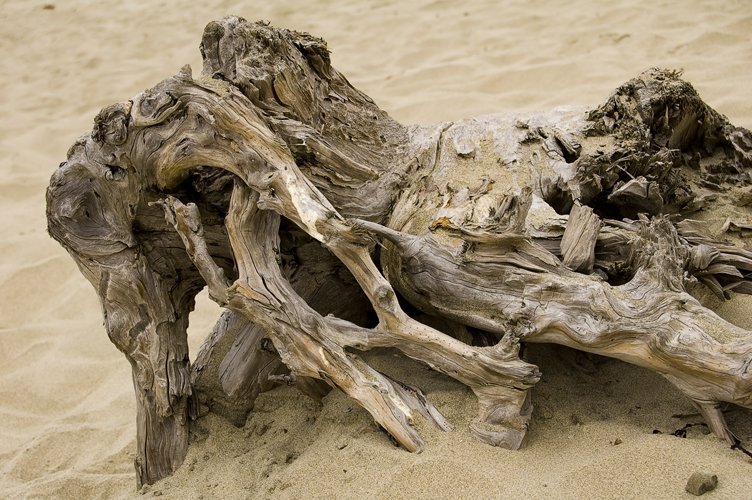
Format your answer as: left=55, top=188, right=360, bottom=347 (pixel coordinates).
left=2, top=0, right=751, bottom=498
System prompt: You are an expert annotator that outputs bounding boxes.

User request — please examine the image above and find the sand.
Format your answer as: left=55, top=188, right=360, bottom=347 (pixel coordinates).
left=1, top=0, right=751, bottom=498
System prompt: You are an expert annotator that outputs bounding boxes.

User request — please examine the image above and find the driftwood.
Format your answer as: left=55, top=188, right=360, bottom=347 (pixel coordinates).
left=46, top=17, right=752, bottom=486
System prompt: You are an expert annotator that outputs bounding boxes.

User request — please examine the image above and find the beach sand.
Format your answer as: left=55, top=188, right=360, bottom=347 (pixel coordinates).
left=1, top=0, right=751, bottom=498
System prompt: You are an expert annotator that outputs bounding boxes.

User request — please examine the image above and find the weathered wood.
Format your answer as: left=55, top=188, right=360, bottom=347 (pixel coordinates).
left=607, top=176, right=664, bottom=216
left=191, top=221, right=373, bottom=425
left=190, top=310, right=284, bottom=425
left=46, top=17, right=752, bottom=486
left=560, top=202, right=601, bottom=273
left=160, top=187, right=458, bottom=453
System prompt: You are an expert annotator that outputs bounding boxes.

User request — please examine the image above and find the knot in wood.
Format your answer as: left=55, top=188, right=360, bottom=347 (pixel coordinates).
left=92, top=101, right=132, bottom=146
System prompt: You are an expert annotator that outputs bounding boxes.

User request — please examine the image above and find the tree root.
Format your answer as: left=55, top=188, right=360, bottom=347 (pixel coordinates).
left=46, top=17, right=752, bottom=486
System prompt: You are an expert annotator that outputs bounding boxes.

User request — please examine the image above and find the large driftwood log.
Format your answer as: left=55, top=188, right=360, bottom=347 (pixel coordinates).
left=47, top=17, right=752, bottom=486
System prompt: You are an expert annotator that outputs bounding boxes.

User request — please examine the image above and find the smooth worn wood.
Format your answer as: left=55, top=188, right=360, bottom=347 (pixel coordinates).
left=47, top=17, right=752, bottom=486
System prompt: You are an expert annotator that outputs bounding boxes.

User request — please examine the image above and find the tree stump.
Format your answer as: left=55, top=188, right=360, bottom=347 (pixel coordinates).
left=46, top=17, right=752, bottom=486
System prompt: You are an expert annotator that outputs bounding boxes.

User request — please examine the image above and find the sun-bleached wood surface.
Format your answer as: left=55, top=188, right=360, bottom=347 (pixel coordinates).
left=47, top=17, right=752, bottom=486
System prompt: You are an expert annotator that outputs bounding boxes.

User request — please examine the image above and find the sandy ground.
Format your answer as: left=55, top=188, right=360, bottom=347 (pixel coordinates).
left=2, top=0, right=752, bottom=498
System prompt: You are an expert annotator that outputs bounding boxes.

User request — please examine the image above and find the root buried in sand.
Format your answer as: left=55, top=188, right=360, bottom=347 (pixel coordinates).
left=46, top=17, right=752, bottom=487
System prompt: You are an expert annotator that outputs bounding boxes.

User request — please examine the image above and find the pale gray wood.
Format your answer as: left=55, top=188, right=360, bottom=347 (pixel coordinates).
left=560, top=202, right=601, bottom=273
left=46, top=17, right=752, bottom=486
left=191, top=222, right=373, bottom=425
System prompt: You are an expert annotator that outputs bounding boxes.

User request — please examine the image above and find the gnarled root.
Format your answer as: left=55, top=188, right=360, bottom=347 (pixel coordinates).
left=369, top=201, right=752, bottom=444
left=46, top=17, right=752, bottom=487
left=158, top=175, right=540, bottom=452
